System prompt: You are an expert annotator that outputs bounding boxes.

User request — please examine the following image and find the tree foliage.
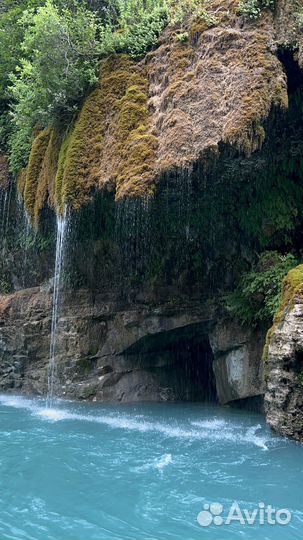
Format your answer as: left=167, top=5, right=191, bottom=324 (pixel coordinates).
left=8, top=0, right=101, bottom=170
left=226, top=251, right=298, bottom=325
left=99, top=0, right=169, bottom=58
left=0, top=0, right=207, bottom=171
left=238, top=0, right=276, bottom=20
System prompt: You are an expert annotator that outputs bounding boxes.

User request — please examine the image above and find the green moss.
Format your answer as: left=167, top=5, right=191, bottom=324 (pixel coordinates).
left=55, top=54, right=157, bottom=210
left=34, top=126, right=63, bottom=225
left=116, top=81, right=157, bottom=198
left=117, top=86, right=149, bottom=133
left=263, top=264, right=303, bottom=361
left=278, top=265, right=303, bottom=308
left=23, top=128, right=51, bottom=223
left=56, top=86, right=106, bottom=212
left=17, top=167, right=27, bottom=198
left=55, top=129, right=74, bottom=214
left=18, top=54, right=157, bottom=217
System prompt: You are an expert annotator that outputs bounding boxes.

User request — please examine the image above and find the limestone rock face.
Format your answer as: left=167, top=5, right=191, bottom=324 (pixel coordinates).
left=0, top=286, right=264, bottom=406
left=210, top=321, right=266, bottom=406
left=265, top=297, right=303, bottom=442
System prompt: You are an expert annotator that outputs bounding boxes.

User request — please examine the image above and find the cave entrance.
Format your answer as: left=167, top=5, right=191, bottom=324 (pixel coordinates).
left=278, top=49, right=303, bottom=95
left=123, top=323, right=217, bottom=402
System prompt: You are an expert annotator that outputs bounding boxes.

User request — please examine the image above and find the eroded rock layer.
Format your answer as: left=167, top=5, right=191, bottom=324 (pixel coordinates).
left=0, top=286, right=264, bottom=405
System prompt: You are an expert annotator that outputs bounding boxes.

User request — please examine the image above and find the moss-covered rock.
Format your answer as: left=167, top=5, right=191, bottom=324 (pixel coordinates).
left=23, top=126, right=65, bottom=225
left=17, top=168, right=27, bottom=197
left=263, top=265, right=303, bottom=361
left=23, top=128, right=51, bottom=223
left=54, top=55, right=157, bottom=211
left=277, top=265, right=303, bottom=315
left=264, top=262, right=303, bottom=442
left=34, top=126, right=63, bottom=224
left=17, top=0, right=301, bottom=219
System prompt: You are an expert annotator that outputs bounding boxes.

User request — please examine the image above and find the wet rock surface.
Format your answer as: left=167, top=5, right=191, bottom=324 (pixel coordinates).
left=0, top=287, right=264, bottom=406
left=210, top=321, right=266, bottom=405
left=265, top=297, right=303, bottom=442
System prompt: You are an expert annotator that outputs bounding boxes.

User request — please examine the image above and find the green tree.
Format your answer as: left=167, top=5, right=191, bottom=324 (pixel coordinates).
left=2, top=0, right=207, bottom=168
left=226, top=251, right=298, bottom=325
left=8, top=0, right=101, bottom=170
left=0, top=0, right=45, bottom=149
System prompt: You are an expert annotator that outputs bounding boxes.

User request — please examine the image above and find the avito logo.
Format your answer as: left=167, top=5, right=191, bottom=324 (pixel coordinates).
left=197, top=501, right=292, bottom=527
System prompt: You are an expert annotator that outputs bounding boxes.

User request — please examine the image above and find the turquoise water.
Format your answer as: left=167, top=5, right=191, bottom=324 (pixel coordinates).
left=0, top=395, right=302, bottom=540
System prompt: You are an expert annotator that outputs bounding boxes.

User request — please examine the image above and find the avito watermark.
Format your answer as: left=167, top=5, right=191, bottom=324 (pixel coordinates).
left=197, top=502, right=292, bottom=527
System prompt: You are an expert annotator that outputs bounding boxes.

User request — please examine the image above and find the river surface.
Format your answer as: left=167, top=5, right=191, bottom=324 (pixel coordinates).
left=0, top=395, right=302, bottom=540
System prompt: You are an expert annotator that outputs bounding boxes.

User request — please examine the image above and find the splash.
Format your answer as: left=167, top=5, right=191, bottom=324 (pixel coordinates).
left=155, top=453, right=172, bottom=470
left=0, top=394, right=272, bottom=450
left=47, top=208, right=68, bottom=406
left=191, top=419, right=227, bottom=430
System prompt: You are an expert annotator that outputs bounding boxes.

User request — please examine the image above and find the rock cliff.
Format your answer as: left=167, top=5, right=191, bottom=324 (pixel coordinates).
left=265, top=265, right=303, bottom=442
left=0, top=285, right=265, bottom=405
left=0, top=0, right=303, bottom=438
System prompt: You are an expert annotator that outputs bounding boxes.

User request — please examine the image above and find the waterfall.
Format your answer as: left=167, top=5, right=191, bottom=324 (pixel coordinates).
left=47, top=207, right=68, bottom=406
left=115, top=196, right=151, bottom=279
left=17, top=195, right=33, bottom=288
left=0, top=179, right=13, bottom=238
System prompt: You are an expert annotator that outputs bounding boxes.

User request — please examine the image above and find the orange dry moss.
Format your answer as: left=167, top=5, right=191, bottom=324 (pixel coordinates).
left=147, top=0, right=288, bottom=174
left=222, top=26, right=288, bottom=153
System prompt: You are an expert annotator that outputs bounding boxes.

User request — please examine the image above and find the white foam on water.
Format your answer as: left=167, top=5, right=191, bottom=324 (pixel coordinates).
left=0, top=395, right=37, bottom=411
left=191, top=419, right=228, bottom=430
left=0, top=395, right=270, bottom=449
left=243, top=424, right=268, bottom=450
left=192, top=418, right=268, bottom=450
left=155, top=453, right=172, bottom=470
left=131, top=453, right=173, bottom=473
left=37, top=408, right=69, bottom=421
left=37, top=410, right=269, bottom=449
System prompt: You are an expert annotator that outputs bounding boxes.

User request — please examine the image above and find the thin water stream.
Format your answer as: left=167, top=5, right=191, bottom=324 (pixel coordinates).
left=0, top=180, right=13, bottom=238
left=48, top=208, right=68, bottom=405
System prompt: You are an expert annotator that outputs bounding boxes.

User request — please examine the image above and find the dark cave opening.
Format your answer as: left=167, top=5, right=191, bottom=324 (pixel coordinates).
left=292, top=349, right=303, bottom=373
left=124, top=324, right=218, bottom=402
left=278, top=49, right=303, bottom=95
